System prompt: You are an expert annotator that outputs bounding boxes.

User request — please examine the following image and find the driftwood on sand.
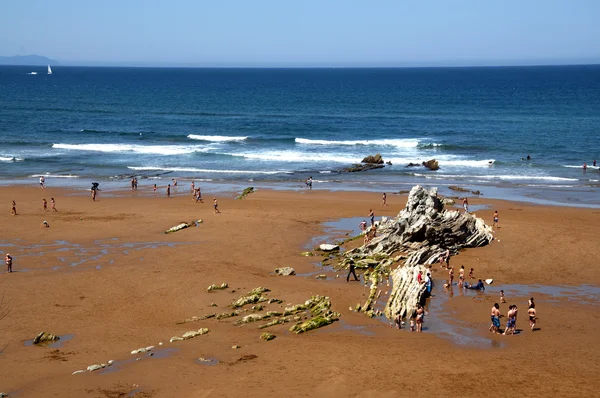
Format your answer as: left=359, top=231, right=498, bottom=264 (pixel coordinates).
left=340, top=185, right=493, bottom=319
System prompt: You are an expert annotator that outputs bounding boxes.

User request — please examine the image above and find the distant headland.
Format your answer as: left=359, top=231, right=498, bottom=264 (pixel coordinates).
left=0, top=55, right=59, bottom=66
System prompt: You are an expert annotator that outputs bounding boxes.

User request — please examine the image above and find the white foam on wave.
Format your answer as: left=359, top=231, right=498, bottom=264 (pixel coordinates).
left=187, top=134, right=248, bottom=142
left=227, top=151, right=359, bottom=163
left=29, top=174, right=79, bottom=178
left=53, top=143, right=211, bottom=156
left=0, top=156, right=24, bottom=162
left=412, top=173, right=578, bottom=182
left=295, top=137, right=420, bottom=148
left=563, top=164, right=599, bottom=170
left=127, top=166, right=290, bottom=175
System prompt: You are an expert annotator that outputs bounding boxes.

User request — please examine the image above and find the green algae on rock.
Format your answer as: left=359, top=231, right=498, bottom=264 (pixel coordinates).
left=260, top=332, right=276, bottom=341
left=236, top=187, right=255, bottom=199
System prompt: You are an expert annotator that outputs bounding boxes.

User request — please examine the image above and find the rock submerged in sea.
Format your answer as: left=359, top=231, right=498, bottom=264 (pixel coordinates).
left=33, top=332, right=60, bottom=345
left=361, top=154, right=384, bottom=164
left=422, top=159, right=439, bottom=170
left=342, top=163, right=385, bottom=173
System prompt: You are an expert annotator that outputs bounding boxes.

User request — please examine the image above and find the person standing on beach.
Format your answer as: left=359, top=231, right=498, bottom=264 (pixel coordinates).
left=463, top=197, right=469, bottom=213
left=346, top=262, right=359, bottom=282
left=493, top=210, right=499, bottom=228
left=131, top=178, right=135, bottom=191
left=190, top=181, right=195, bottom=195
left=440, top=248, right=451, bottom=269
left=458, top=265, right=465, bottom=288
left=39, top=176, right=45, bottom=188
left=51, top=197, right=57, bottom=212
left=528, top=303, right=537, bottom=331
left=166, top=184, right=171, bottom=198
left=153, top=184, right=157, bottom=196
left=381, top=193, right=387, bottom=206
left=448, top=267, right=454, bottom=286
left=415, top=305, right=425, bottom=333
left=172, top=179, right=178, bottom=192
left=213, top=198, right=220, bottom=213
left=92, top=187, right=97, bottom=201
left=368, top=209, right=375, bottom=226
left=5, top=253, right=13, bottom=273
left=500, top=290, right=506, bottom=304
left=469, top=267, right=474, bottom=279
left=489, top=303, right=501, bottom=334
left=425, top=273, right=432, bottom=295
left=42, top=198, right=47, bottom=211
left=11, top=200, right=17, bottom=215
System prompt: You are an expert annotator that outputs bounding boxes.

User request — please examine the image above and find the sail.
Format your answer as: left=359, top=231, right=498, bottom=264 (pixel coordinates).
left=47, top=65, right=52, bottom=75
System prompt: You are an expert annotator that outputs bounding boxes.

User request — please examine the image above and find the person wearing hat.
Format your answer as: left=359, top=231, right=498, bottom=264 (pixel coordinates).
left=5, top=253, right=13, bottom=273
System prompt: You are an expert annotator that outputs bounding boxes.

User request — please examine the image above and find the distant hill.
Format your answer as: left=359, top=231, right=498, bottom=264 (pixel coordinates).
left=0, top=55, right=59, bottom=66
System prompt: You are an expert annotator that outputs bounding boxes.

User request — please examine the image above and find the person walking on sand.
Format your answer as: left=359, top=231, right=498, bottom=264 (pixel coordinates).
left=153, top=184, right=157, bottom=197
left=51, top=197, right=57, bottom=212
left=448, top=267, right=454, bottom=286
left=463, top=197, right=469, bottom=213
left=213, top=198, right=220, bottom=213
left=190, top=181, right=195, bottom=195
left=195, top=187, right=203, bottom=203
left=42, top=198, right=47, bottom=212
left=11, top=200, right=17, bottom=215
left=166, top=184, right=171, bottom=198
left=458, top=265, right=465, bottom=288
left=5, top=253, right=13, bottom=273
left=368, top=209, right=375, bottom=226
left=92, top=187, right=97, bottom=201
left=528, top=302, right=537, bottom=331
left=493, top=210, right=499, bottom=228
left=381, top=192, right=387, bottom=206
left=346, top=262, right=359, bottom=282
left=489, top=303, right=501, bottom=334
left=39, top=176, right=45, bottom=188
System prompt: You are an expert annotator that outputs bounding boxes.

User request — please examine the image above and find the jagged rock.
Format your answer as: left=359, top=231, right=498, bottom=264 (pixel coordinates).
left=342, top=163, right=385, bottom=173
left=33, top=332, right=60, bottom=345
left=361, top=154, right=384, bottom=164
left=406, top=163, right=420, bottom=167
left=236, top=187, right=255, bottom=199
left=274, top=267, right=295, bottom=276
left=290, top=316, right=335, bottom=334
left=260, top=332, right=276, bottom=341
left=448, top=185, right=469, bottom=192
left=207, top=283, right=228, bottom=292
left=230, top=287, right=270, bottom=308
left=342, top=185, right=493, bottom=320
left=471, top=190, right=481, bottom=195
left=169, top=336, right=184, bottom=342
left=386, top=161, right=392, bottom=165
left=441, top=198, right=455, bottom=205
left=319, top=244, right=339, bottom=252
left=87, top=364, right=103, bottom=372
left=182, top=328, right=209, bottom=340
left=422, top=159, right=439, bottom=170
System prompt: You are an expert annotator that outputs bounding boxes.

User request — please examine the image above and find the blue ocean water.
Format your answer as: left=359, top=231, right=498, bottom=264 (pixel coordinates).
left=0, top=65, right=599, bottom=203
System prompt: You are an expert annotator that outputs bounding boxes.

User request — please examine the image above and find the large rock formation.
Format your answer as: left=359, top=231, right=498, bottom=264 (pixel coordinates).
left=422, top=159, right=439, bottom=170
left=361, top=153, right=384, bottom=164
left=341, top=185, right=493, bottom=319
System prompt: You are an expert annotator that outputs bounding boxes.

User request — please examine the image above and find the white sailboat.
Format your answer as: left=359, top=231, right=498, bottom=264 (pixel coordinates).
left=47, top=65, right=52, bottom=75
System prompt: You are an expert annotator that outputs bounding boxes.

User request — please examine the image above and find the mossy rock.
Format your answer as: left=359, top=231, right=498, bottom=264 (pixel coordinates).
left=260, top=332, right=276, bottom=341
left=290, top=316, right=336, bottom=334
left=236, top=187, right=255, bottom=199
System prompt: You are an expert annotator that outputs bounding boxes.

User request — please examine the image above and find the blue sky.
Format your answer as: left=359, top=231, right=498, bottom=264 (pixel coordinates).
left=1, top=0, right=599, bottom=66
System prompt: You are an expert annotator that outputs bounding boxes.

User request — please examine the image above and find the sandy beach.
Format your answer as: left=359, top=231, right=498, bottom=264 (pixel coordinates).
left=0, top=185, right=599, bottom=397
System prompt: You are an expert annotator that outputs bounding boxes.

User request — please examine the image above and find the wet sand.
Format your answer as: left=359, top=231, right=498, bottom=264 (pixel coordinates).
left=0, top=186, right=599, bottom=397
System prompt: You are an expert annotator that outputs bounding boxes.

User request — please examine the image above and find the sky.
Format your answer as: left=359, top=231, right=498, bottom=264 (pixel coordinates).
left=1, top=0, right=599, bottom=67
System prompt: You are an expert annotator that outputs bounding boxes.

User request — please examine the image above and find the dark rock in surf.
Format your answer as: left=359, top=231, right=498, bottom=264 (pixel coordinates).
left=361, top=154, right=384, bottom=164
left=422, top=159, right=439, bottom=170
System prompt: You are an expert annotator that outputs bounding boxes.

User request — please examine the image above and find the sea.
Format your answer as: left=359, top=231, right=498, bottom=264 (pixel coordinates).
left=1, top=65, right=599, bottom=206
